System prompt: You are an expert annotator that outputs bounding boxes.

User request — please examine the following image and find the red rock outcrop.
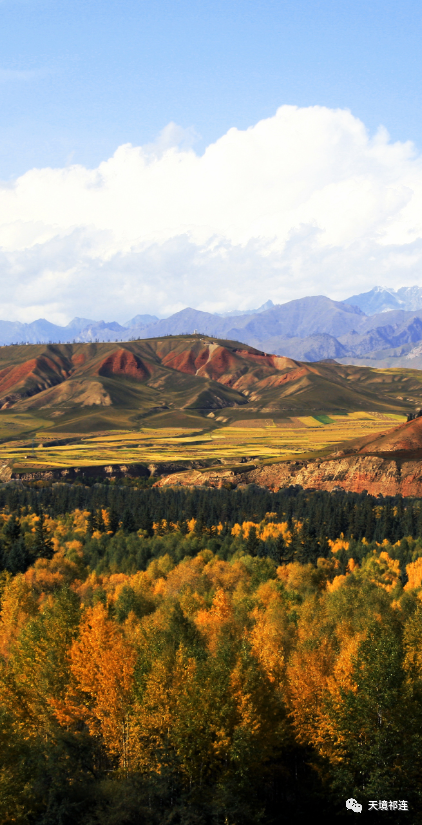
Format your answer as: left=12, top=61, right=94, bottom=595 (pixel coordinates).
left=0, top=355, right=70, bottom=407
left=161, top=346, right=210, bottom=375
left=155, top=455, right=422, bottom=497
left=0, top=356, right=69, bottom=394
left=71, top=352, right=87, bottom=368
left=96, top=349, right=150, bottom=381
left=245, top=456, right=422, bottom=497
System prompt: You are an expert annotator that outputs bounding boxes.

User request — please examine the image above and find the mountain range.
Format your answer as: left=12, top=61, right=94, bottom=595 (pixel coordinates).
left=5, top=287, right=422, bottom=367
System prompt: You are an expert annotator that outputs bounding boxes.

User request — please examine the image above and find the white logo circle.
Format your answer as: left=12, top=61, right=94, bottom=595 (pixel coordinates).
left=346, top=798, right=362, bottom=813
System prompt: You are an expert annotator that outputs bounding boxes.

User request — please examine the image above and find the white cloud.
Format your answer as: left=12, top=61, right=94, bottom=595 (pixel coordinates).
left=1, top=104, right=422, bottom=322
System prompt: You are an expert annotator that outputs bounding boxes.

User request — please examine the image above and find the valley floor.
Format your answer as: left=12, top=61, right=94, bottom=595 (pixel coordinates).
left=0, top=410, right=405, bottom=479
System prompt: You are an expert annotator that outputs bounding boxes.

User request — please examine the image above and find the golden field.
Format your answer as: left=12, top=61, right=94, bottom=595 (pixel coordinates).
left=0, top=411, right=406, bottom=474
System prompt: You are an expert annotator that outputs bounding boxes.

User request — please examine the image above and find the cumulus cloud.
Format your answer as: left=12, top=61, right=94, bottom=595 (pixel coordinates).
left=1, top=105, right=422, bottom=322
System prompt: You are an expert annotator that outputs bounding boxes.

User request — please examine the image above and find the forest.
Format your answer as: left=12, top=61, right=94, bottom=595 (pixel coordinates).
left=0, top=481, right=421, bottom=823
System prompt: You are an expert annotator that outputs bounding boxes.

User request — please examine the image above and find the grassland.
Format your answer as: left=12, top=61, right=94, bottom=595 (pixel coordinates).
left=0, top=411, right=406, bottom=475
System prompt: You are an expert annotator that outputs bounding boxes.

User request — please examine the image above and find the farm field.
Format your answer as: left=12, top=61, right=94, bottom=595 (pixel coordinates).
left=0, top=410, right=406, bottom=475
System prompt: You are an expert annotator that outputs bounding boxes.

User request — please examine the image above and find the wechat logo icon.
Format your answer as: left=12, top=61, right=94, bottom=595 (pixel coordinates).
left=346, top=798, right=362, bottom=813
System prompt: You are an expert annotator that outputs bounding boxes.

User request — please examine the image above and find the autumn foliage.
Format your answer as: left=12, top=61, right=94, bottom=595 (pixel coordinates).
left=1, top=488, right=422, bottom=822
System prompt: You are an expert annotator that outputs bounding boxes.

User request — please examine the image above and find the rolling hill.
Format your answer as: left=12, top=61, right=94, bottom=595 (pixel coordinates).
left=0, top=335, right=419, bottom=442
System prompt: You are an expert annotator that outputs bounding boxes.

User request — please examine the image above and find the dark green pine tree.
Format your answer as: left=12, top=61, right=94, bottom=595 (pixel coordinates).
left=272, top=531, right=294, bottom=565
left=139, top=510, right=154, bottom=537
left=122, top=508, right=136, bottom=534
left=403, top=502, right=416, bottom=539
left=383, top=503, right=394, bottom=542
left=374, top=505, right=387, bottom=544
left=291, top=522, right=306, bottom=564
left=3, top=514, right=21, bottom=545
left=246, top=525, right=260, bottom=556
left=96, top=508, right=105, bottom=532
left=317, top=535, right=330, bottom=559
left=300, top=520, right=320, bottom=563
left=33, top=511, right=54, bottom=560
left=108, top=507, right=120, bottom=535
left=393, top=496, right=404, bottom=543
left=5, top=536, right=31, bottom=574
left=363, top=502, right=376, bottom=542
left=86, top=509, right=96, bottom=537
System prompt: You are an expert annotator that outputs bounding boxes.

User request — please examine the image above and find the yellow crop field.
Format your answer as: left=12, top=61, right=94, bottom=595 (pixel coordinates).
left=295, top=416, right=325, bottom=427
left=0, top=411, right=407, bottom=474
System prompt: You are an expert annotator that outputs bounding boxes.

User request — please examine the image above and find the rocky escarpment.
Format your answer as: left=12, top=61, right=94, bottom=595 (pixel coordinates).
left=155, top=454, right=422, bottom=497
left=3, top=458, right=226, bottom=484
left=245, top=455, right=422, bottom=497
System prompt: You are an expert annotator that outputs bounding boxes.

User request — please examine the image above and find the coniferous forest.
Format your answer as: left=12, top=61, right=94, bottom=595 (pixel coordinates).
left=1, top=480, right=422, bottom=823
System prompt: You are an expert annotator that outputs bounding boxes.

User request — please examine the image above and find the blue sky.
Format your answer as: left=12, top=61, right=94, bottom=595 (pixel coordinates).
left=2, top=0, right=422, bottom=176
left=1, top=0, right=422, bottom=322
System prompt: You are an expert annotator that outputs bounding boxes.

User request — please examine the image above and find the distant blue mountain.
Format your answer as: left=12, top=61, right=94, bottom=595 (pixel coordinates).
left=65, top=317, right=97, bottom=332
left=124, top=314, right=160, bottom=327
left=0, top=317, right=129, bottom=345
left=345, top=285, right=422, bottom=315
left=217, top=299, right=275, bottom=317
left=4, top=288, right=422, bottom=367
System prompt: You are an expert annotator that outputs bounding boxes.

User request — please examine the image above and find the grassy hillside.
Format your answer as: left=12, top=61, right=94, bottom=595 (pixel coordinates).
left=0, top=335, right=419, bottom=473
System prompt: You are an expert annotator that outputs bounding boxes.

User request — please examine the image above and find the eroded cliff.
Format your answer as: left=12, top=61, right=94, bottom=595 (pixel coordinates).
left=155, top=454, right=422, bottom=497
